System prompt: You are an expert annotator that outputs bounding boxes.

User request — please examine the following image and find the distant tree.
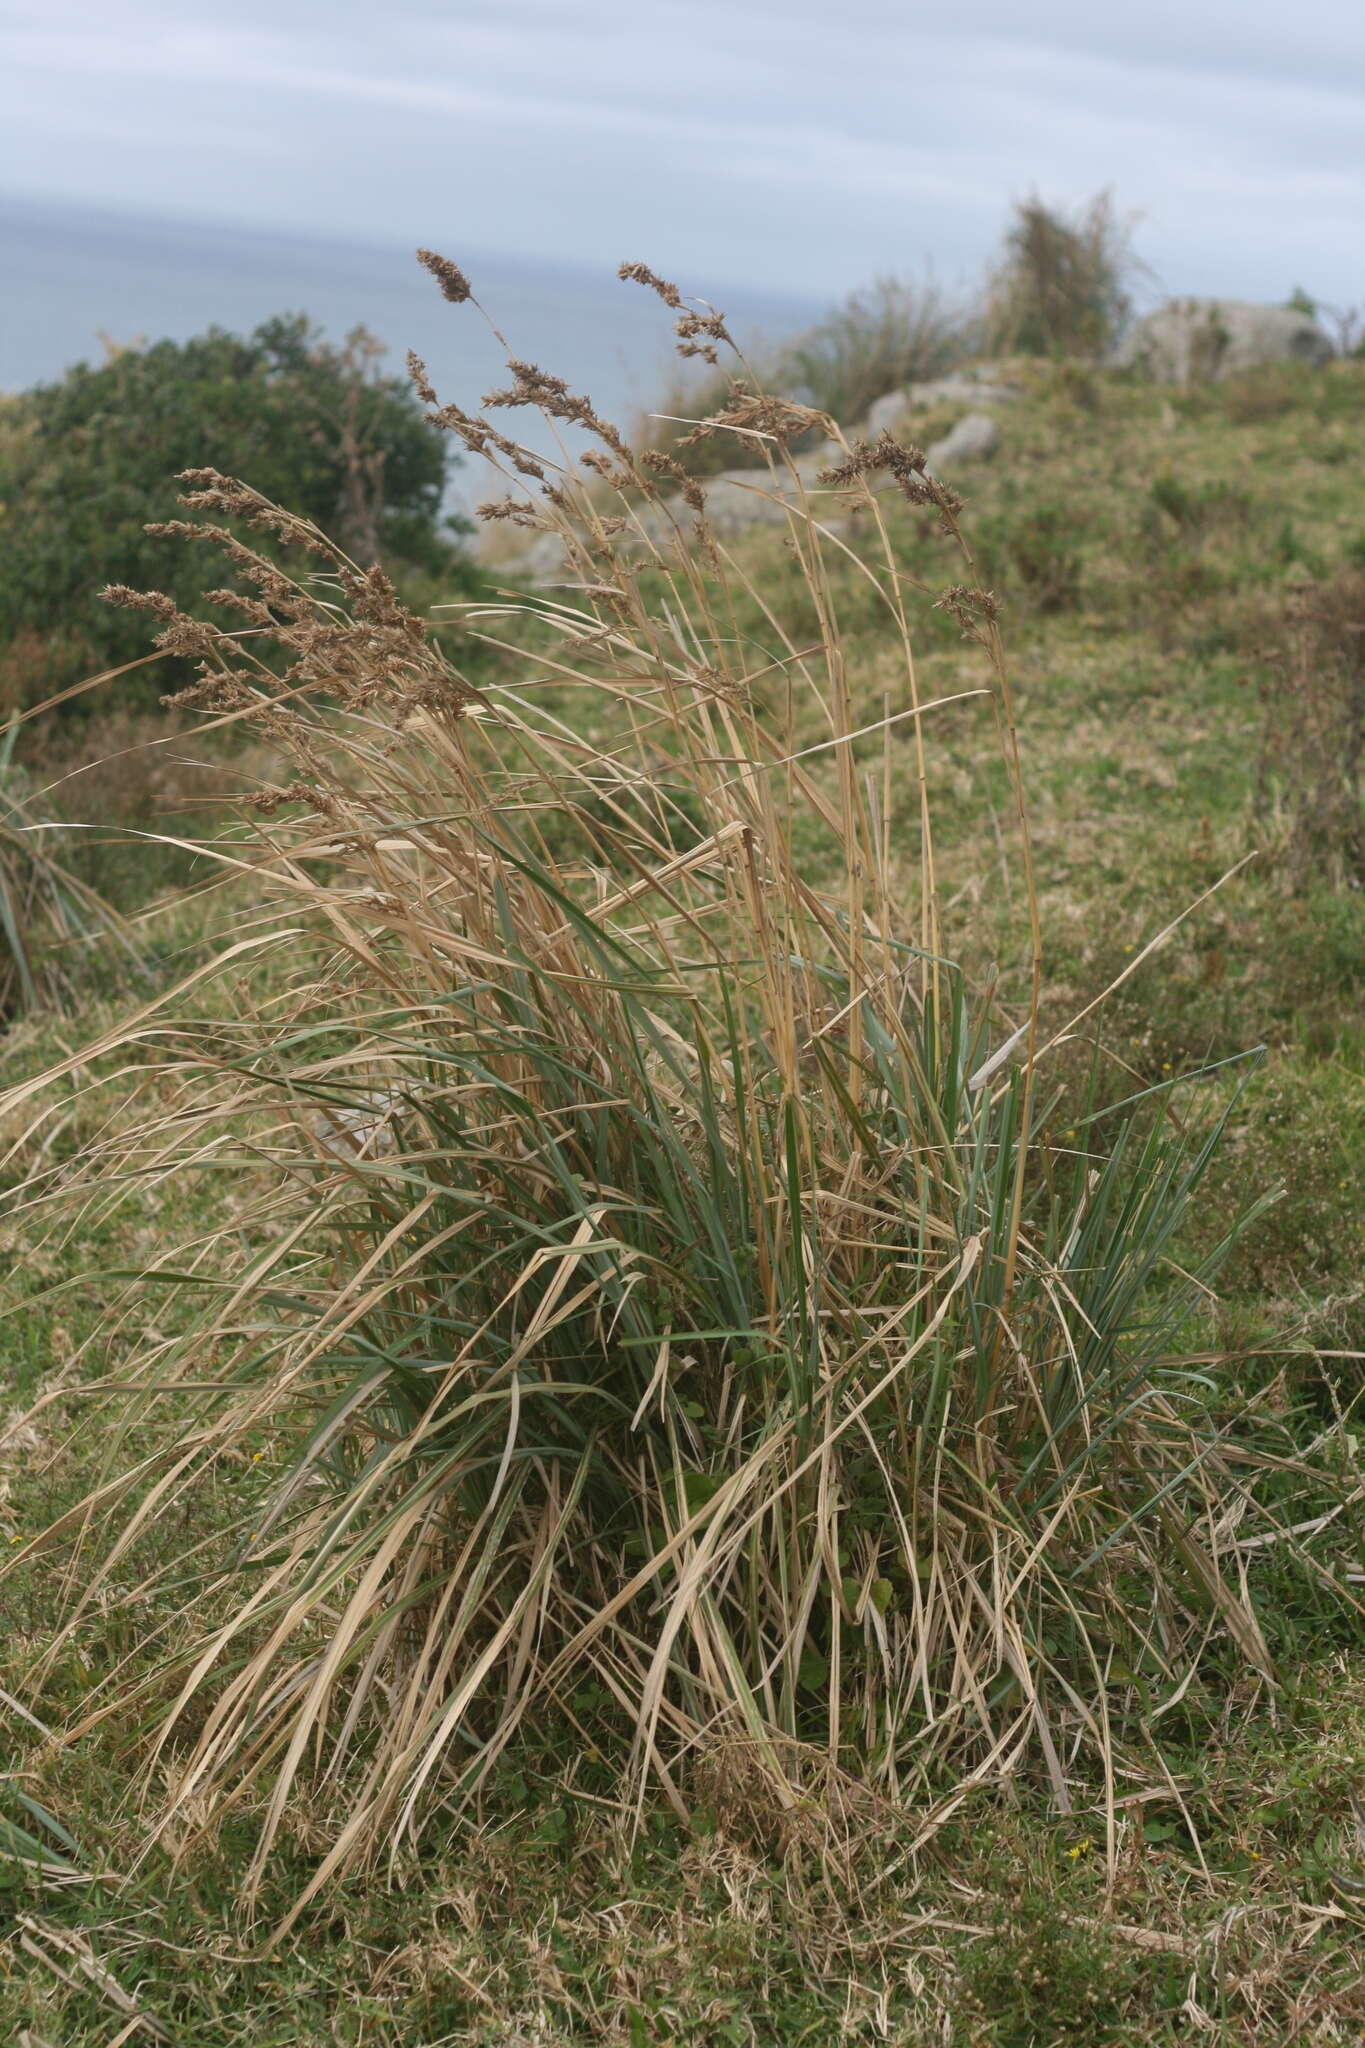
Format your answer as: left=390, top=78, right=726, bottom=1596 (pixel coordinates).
left=0, top=316, right=468, bottom=711
left=987, top=191, right=1141, bottom=360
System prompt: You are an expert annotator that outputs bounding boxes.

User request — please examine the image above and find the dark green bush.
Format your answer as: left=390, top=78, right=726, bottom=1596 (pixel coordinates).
left=0, top=316, right=471, bottom=711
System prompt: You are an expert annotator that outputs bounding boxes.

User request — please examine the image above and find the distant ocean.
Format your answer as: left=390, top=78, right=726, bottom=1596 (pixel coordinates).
left=0, top=195, right=822, bottom=496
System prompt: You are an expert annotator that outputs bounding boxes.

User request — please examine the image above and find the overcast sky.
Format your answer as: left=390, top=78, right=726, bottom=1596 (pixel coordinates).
left=2, top=0, right=1363, bottom=308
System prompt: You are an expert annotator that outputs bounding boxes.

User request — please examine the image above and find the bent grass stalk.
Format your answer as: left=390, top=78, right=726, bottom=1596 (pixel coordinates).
left=0, top=256, right=1288, bottom=1919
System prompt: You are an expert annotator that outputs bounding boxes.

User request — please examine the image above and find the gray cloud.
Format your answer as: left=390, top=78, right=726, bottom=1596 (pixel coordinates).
left=2, top=0, right=1362, bottom=306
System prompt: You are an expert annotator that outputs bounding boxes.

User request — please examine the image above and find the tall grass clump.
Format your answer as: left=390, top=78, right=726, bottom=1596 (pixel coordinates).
left=780, top=272, right=973, bottom=422
left=4, top=255, right=1289, bottom=1916
left=987, top=190, right=1139, bottom=359
left=0, top=719, right=140, bottom=1016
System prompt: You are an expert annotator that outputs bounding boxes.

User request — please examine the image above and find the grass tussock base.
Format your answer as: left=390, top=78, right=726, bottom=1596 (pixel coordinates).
left=1, top=258, right=1341, bottom=1932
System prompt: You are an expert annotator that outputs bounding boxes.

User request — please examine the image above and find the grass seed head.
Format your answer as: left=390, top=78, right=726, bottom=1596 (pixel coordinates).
left=416, top=247, right=473, bottom=305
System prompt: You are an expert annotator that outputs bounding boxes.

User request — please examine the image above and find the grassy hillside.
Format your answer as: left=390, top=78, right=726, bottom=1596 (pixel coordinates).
left=0, top=347, right=1361, bottom=2046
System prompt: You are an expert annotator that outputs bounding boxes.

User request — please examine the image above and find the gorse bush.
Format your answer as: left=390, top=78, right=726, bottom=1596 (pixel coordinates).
left=0, top=316, right=470, bottom=713
left=5, top=254, right=1303, bottom=1923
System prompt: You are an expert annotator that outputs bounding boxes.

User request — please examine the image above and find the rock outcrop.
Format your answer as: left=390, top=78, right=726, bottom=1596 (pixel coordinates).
left=1116, top=299, right=1334, bottom=384
left=865, top=371, right=1020, bottom=440
left=496, top=530, right=570, bottom=581
left=678, top=449, right=834, bottom=538
left=923, top=411, right=999, bottom=468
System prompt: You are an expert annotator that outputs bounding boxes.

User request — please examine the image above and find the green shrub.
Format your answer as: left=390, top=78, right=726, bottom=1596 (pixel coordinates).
left=1144, top=472, right=1251, bottom=535
left=957, top=1894, right=1146, bottom=2043
left=0, top=317, right=470, bottom=712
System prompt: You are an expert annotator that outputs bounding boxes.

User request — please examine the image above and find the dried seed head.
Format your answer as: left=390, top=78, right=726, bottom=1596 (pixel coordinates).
left=168, top=471, right=340, bottom=558
left=476, top=498, right=544, bottom=529
left=673, top=306, right=732, bottom=361
left=406, top=350, right=439, bottom=405
left=579, top=450, right=636, bottom=491
left=618, top=262, right=683, bottom=309
left=484, top=359, right=571, bottom=410
left=618, top=265, right=733, bottom=363
left=484, top=360, right=629, bottom=459
left=818, top=435, right=962, bottom=519
left=680, top=390, right=824, bottom=453
left=161, top=675, right=254, bottom=712
left=101, top=584, right=179, bottom=619
left=818, top=435, right=926, bottom=488
left=202, top=587, right=277, bottom=627
left=934, top=584, right=1002, bottom=638
left=423, top=399, right=547, bottom=480
left=642, top=449, right=707, bottom=515
left=416, top=249, right=472, bottom=305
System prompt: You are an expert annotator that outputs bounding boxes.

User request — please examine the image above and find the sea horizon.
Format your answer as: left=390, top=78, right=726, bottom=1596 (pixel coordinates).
left=1, top=191, right=825, bottom=493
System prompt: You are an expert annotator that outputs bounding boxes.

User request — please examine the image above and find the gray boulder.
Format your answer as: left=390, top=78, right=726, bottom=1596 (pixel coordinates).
left=699, top=465, right=816, bottom=536
left=493, top=463, right=827, bottom=570
left=866, top=372, right=1020, bottom=440
left=659, top=443, right=844, bottom=539
left=923, top=411, right=999, bottom=472
left=494, top=530, right=568, bottom=582
left=864, top=391, right=908, bottom=441
left=1117, top=299, right=1333, bottom=384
